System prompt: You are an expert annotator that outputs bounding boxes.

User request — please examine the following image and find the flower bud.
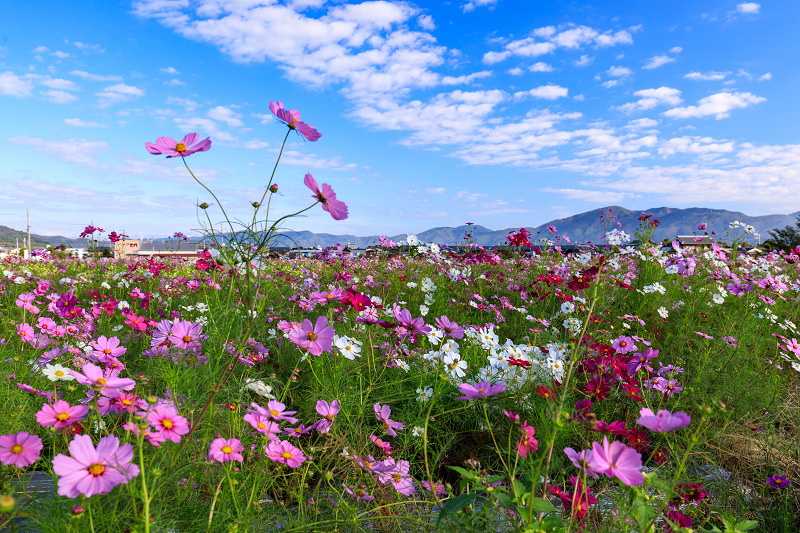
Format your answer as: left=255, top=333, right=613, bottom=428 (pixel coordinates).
left=0, top=495, right=15, bottom=512
left=146, top=395, right=158, bottom=405
left=199, top=202, right=209, bottom=209
left=252, top=202, right=260, bottom=208
left=71, top=504, right=85, bottom=516
left=269, top=184, right=279, bottom=193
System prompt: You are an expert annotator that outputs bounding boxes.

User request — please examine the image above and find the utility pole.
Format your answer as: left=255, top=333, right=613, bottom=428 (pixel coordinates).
left=26, top=209, right=31, bottom=259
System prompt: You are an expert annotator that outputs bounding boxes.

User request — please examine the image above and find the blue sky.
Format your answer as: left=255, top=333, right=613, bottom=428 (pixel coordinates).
left=1, top=0, right=798, bottom=239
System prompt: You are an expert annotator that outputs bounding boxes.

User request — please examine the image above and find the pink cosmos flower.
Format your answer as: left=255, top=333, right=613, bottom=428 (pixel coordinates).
left=591, top=436, right=644, bottom=486
left=636, top=408, right=691, bottom=432
left=392, top=305, right=431, bottom=337
left=288, top=316, right=334, bottom=356
left=435, top=316, right=464, bottom=339
left=516, top=421, right=539, bottom=458
left=90, top=336, right=127, bottom=363
left=70, top=363, right=136, bottom=391
left=243, top=413, right=280, bottom=440
left=265, top=440, right=307, bottom=468
left=374, top=403, right=404, bottom=437
left=269, top=101, right=321, bottom=142
left=146, top=133, right=211, bottom=158
left=249, top=400, right=299, bottom=424
left=146, top=405, right=190, bottom=444
left=0, top=432, right=43, bottom=468
left=563, top=447, right=600, bottom=479
left=209, top=438, right=244, bottom=463
left=385, top=459, right=415, bottom=495
left=303, top=173, right=348, bottom=220
left=457, top=381, right=505, bottom=400
left=612, top=335, right=638, bottom=354
left=168, top=319, right=204, bottom=351
left=35, top=400, right=90, bottom=429
left=52, top=434, right=139, bottom=498
left=312, top=400, right=340, bottom=433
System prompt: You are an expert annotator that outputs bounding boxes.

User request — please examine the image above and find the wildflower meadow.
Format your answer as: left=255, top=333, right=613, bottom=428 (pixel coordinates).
left=1, top=102, right=799, bottom=533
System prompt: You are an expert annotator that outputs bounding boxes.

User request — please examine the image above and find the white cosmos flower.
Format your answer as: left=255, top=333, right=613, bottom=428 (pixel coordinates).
left=42, top=363, right=75, bottom=382
left=243, top=379, right=275, bottom=399
left=416, top=386, right=433, bottom=402
left=334, top=336, right=362, bottom=360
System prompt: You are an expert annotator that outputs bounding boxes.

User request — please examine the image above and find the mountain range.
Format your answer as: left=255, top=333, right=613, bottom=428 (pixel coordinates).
left=2, top=206, right=798, bottom=249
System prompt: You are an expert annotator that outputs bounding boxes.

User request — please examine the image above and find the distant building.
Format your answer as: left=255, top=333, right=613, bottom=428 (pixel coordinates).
left=676, top=235, right=716, bottom=252
left=114, top=239, right=204, bottom=259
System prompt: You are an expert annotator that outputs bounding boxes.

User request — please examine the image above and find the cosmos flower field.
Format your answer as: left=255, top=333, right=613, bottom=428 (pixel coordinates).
left=1, top=104, right=799, bottom=532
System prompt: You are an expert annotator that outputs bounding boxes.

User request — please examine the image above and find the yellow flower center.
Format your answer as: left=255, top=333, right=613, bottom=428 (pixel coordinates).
left=326, top=414, right=334, bottom=420
left=104, top=349, right=111, bottom=354
left=56, top=412, right=70, bottom=421
left=122, top=399, right=132, bottom=406
left=478, top=388, right=485, bottom=394
left=268, top=409, right=280, bottom=417
left=183, top=335, right=192, bottom=343
left=88, top=463, right=105, bottom=476
left=257, top=422, right=266, bottom=429
left=281, top=451, right=293, bottom=459
left=222, top=446, right=233, bottom=454
left=10, top=444, right=23, bottom=454
left=175, top=142, right=187, bottom=152
left=55, top=370, right=65, bottom=377
left=162, top=419, right=174, bottom=429
left=306, top=332, right=317, bottom=341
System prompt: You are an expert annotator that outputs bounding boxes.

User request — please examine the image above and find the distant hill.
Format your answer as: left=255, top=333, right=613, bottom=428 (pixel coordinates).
left=3, top=206, right=797, bottom=249
left=0, top=226, right=87, bottom=248
left=275, top=206, right=800, bottom=247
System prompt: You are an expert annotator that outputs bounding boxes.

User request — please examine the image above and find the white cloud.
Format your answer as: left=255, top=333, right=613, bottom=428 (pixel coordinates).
left=208, top=106, right=243, bottom=127
left=174, top=117, right=237, bottom=143
left=514, top=84, right=568, bottom=100
left=32, top=45, right=49, bottom=53
left=8, top=136, right=108, bottom=168
left=65, top=118, right=107, bottom=128
left=0, top=71, right=34, bottom=97
left=70, top=70, right=124, bottom=82
left=607, top=65, right=632, bottom=78
left=573, top=54, right=593, bottom=67
left=417, top=14, right=435, bottom=31
left=541, top=187, right=637, bottom=203
left=426, top=187, right=445, bottom=194
left=642, top=54, right=675, bottom=70
left=161, top=66, right=179, bottom=75
left=280, top=150, right=357, bottom=170
left=664, top=91, right=765, bottom=119
left=42, top=90, right=78, bottom=104
left=507, top=67, right=524, bottom=76
left=69, top=41, right=105, bottom=52
left=483, top=51, right=511, bottom=65
left=617, top=87, right=682, bottom=113
left=165, top=79, right=185, bottom=86
left=625, top=118, right=659, bottom=129
left=34, top=76, right=79, bottom=91
left=736, top=3, right=760, bottom=14
left=528, top=61, right=554, bottom=72
left=441, top=71, right=492, bottom=85
left=95, top=84, right=145, bottom=106
left=685, top=71, right=730, bottom=81
left=461, top=0, right=499, bottom=13
left=669, top=46, right=683, bottom=54
left=52, top=50, right=72, bottom=59
left=759, top=72, right=772, bottom=81
left=243, top=139, right=270, bottom=150
left=658, top=136, right=735, bottom=156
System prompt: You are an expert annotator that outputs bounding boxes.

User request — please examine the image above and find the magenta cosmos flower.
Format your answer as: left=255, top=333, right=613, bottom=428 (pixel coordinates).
left=269, top=101, right=321, bottom=142
left=209, top=438, right=244, bottom=463
left=591, top=436, right=644, bottom=486
left=304, top=173, right=348, bottom=220
left=312, top=399, right=340, bottom=433
left=70, top=363, right=136, bottom=392
left=52, top=434, right=139, bottom=498
left=265, top=440, right=306, bottom=468
left=36, top=400, right=90, bottom=429
left=146, top=133, right=211, bottom=158
left=146, top=405, right=190, bottom=444
left=457, top=381, right=506, bottom=400
left=289, top=315, right=335, bottom=356
left=0, top=432, right=43, bottom=468
left=374, top=403, right=404, bottom=437
left=636, top=408, right=691, bottom=432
